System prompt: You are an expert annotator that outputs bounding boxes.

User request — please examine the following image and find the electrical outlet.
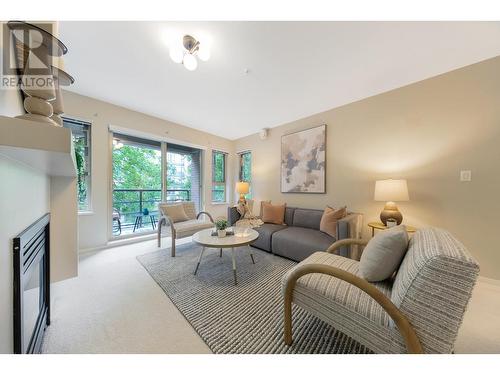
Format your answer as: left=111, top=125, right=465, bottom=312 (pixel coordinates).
left=460, top=170, right=472, bottom=182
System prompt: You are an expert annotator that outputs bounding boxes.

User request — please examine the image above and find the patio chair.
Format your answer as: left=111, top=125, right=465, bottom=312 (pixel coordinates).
left=112, top=208, right=122, bottom=235
left=157, top=201, right=215, bottom=257
left=282, top=227, right=479, bottom=353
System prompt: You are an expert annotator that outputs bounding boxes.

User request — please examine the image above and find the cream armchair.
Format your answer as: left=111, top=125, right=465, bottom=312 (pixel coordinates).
left=282, top=228, right=479, bottom=354
left=157, top=201, right=215, bottom=257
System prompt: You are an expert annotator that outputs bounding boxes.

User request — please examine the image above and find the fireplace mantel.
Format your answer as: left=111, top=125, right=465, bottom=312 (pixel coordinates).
left=0, top=115, right=76, bottom=177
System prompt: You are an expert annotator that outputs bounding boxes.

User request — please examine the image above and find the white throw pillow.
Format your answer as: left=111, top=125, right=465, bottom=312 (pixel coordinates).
left=359, top=225, right=409, bottom=282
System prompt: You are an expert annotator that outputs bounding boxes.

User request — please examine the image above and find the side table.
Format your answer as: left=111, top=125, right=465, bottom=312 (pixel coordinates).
left=367, top=222, right=417, bottom=237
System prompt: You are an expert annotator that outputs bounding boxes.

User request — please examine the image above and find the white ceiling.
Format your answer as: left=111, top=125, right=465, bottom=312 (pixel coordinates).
left=59, top=21, right=500, bottom=140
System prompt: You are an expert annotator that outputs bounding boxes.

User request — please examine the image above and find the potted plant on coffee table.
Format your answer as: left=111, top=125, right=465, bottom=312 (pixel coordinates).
left=215, top=219, right=228, bottom=238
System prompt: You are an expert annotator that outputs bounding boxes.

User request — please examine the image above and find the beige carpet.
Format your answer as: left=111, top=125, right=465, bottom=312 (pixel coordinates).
left=42, top=238, right=210, bottom=353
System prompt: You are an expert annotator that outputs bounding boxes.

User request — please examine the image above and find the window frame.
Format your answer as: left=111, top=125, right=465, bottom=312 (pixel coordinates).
left=211, top=150, right=227, bottom=203
left=238, top=151, right=252, bottom=199
left=62, top=116, right=92, bottom=213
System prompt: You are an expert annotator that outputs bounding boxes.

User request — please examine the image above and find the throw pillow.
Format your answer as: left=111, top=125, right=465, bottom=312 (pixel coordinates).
left=261, top=202, right=286, bottom=225
left=359, top=225, right=409, bottom=282
left=258, top=200, right=271, bottom=217
left=161, top=203, right=189, bottom=223
left=319, top=206, right=347, bottom=237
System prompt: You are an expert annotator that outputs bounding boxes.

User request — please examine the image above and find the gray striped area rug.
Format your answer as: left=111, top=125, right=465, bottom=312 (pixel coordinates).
left=137, top=242, right=370, bottom=354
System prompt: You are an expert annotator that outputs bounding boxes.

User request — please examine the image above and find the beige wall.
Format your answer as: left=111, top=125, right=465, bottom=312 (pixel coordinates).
left=234, top=56, right=500, bottom=279
left=62, top=90, right=235, bottom=250
left=50, top=176, right=79, bottom=280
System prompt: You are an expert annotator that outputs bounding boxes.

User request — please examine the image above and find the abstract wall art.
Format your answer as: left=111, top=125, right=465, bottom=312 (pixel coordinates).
left=281, top=124, right=326, bottom=193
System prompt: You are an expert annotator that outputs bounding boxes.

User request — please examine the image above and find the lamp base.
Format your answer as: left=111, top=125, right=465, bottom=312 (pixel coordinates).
left=238, top=194, right=246, bottom=204
left=380, top=201, right=403, bottom=226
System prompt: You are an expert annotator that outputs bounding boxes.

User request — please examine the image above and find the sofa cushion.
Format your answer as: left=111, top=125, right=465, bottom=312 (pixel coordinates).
left=284, top=207, right=295, bottom=226
left=251, top=223, right=287, bottom=252
left=272, top=227, right=336, bottom=262
left=161, top=219, right=214, bottom=238
left=292, top=208, right=323, bottom=230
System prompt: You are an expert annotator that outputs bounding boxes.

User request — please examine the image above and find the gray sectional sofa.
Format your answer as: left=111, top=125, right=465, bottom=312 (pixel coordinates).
left=227, top=206, right=363, bottom=262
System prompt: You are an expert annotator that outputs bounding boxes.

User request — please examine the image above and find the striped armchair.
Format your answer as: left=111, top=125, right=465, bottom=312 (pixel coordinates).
left=282, top=228, right=480, bottom=353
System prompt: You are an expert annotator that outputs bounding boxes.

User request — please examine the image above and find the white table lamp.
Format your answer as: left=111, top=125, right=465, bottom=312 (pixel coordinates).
left=236, top=182, right=250, bottom=203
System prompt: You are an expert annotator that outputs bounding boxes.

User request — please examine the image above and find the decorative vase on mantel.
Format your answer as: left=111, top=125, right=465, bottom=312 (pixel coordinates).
left=7, top=21, right=74, bottom=126
left=50, top=65, right=75, bottom=127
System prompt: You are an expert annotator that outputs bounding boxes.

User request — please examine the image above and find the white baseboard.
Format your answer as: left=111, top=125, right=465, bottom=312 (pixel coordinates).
left=79, top=233, right=159, bottom=254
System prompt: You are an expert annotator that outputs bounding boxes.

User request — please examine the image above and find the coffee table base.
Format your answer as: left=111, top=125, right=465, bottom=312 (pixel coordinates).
left=194, top=245, right=255, bottom=286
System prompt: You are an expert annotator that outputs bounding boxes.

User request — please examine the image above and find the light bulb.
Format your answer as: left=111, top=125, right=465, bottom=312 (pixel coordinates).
left=169, top=47, right=184, bottom=64
left=183, top=53, right=198, bottom=71
left=197, top=45, right=210, bottom=62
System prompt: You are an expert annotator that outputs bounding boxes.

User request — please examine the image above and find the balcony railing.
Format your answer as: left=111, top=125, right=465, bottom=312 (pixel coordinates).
left=112, top=188, right=191, bottom=234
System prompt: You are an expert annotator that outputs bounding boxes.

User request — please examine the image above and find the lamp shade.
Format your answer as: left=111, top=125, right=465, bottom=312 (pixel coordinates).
left=374, top=179, right=409, bottom=202
left=236, top=181, right=250, bottom=195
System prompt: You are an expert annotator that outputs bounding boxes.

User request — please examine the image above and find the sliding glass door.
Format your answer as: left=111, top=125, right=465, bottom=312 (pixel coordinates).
left=112, top=134, right=162, bottom=237
left=166, top=143, right=202, bottom=211
left=110, top=133, right=203, bottom=239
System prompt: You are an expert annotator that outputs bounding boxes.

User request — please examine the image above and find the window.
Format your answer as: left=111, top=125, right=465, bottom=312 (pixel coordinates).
left=63, top=117, right=91, bottom=211
left=212, top=150, right=227, bottom=202
left=166, top=145, right=200, bottom=206
left=112, top=133, right=161, bottom=237
left=239, top=151, right=252, bottom=199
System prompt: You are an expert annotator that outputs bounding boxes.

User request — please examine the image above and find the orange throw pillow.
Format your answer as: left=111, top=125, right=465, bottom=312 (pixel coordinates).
left=261, top=202, right=286, bottom=225
left=320, top=206, right=347, bottom=237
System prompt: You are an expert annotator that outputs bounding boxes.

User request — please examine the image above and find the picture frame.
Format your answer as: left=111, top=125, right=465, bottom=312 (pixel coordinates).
left=280, top=124, right=326, bottom=194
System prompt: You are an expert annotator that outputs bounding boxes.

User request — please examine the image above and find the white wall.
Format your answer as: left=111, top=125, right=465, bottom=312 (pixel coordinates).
left=0, top=155, right=50, bottom=353
left=62, top=90, right=235, bottom=251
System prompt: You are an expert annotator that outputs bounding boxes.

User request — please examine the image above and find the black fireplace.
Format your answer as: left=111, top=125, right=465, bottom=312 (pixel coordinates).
left=13, top=213, right=50, bottom=354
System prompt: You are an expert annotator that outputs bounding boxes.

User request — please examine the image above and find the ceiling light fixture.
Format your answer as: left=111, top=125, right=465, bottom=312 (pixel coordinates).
left=169, top=34, right=210, bottom=71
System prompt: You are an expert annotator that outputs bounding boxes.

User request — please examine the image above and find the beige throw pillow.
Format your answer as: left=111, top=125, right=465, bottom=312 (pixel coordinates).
left=359, top=225, right=409, bottom=282
left=261, top=202, right=286, bottom=225
left=320, top=206, right=347, bottom=237
left=161, top=203, right=189, bottom=223
left=258, top=200, right=271, bottom=217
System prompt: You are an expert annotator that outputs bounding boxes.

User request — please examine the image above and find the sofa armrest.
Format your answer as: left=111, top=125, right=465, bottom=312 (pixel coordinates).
left=227, top=206, right=241, bottom=226
left=336, top=213, right=363, bottom=259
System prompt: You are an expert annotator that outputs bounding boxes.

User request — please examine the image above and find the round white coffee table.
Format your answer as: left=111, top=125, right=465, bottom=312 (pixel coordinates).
left=192, top=227, right=259, bottom=285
